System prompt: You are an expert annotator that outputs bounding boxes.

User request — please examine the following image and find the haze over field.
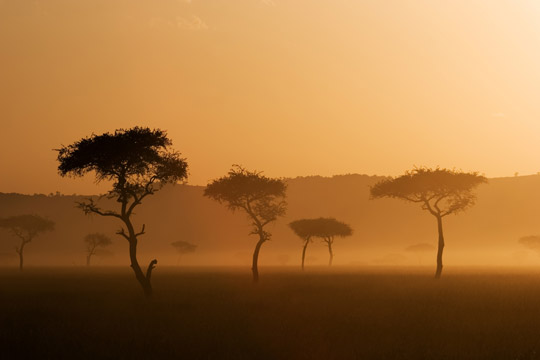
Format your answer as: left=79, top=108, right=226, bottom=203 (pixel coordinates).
left=2, top=174, right=539, bottom=268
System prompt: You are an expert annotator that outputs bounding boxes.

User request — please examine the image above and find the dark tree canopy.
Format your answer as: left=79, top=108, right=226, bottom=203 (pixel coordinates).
left=0, top=215, right=55, bottom=238
left=290, top=218, right=352, bottom=240
left=171, top=241, right=197, bottom=254
left=370, top=167, right=487, bottom=217
left=57, top=127, right=188, bottom=207
left=204, top=165, right=287, bottom=239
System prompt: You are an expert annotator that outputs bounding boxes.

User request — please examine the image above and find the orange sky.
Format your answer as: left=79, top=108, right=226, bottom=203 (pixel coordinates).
left=1, top=0, right=540, bottom=194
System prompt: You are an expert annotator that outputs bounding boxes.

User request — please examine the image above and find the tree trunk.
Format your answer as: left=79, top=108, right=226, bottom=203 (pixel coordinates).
left=18, top=249, right=23, bottom=272
left=434, top=215, right=445, bottom=279
left=86, top=254, right=91, bottom=266
left=301, top=239, right=310, bottom=270
left=128, top=238, right=153, bottom=297
left=18, top=241, right=26, bottom=272
left=252, top=237, right=265, bottom=282
left=327, top=238, right=334, bottom=266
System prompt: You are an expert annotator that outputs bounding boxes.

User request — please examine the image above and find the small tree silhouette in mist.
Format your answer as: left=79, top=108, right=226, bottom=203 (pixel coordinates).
left=370, top=167, right=486, bottom=279
left=57, top=127, right=188, bottom=297
left=204, top=165, right=287, bottom=282
left=518, top=236, right=540, bottom=255
left=0, top=215, right=54, bottom=271
left=289, top=219, right=316, bottom=270
left=405, top=243, right=435, bottom=265
left=317, top=218, right=353, bottom=266
left=289, top=217, right=353, bottom=269
left=171, top=240, right=197, bottom=265
left=84, top=233, right=112, bottom=266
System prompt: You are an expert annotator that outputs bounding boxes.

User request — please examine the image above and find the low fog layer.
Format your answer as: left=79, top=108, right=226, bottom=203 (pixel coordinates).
left=0, top=174, right=538, bottom=267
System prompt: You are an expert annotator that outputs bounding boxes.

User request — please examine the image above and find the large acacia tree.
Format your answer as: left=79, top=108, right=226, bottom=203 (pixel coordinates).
left=57, top=127, right=188, bottom=296
left=204, top=166, right=287, bottom=282
left=0, top=214, right=55, bottom=271
left=370, top=167, right=486, bottom=278
left=289, top=217, right=353, bottom=269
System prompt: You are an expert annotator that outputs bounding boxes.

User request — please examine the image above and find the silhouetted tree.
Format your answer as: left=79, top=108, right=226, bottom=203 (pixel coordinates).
left=84, top=233, right=112, bottom=266
left=519, top=236, right=540, bottom=255
left=0, top=215, right=54, bottom=271
left=316, top=218, right=353, bottom=266
left=289, top=217, right=352, bottom=269
left=289, top=219, right=316, bottom=270
left=57, top=127, right=188, bottom=297
left=171, top=240, right=197, bottom=264
left=405, top=242, right=435, bottom=265
left=370, top=167, right=486, bottom=279
left=204, top=165, right=287, bottom=282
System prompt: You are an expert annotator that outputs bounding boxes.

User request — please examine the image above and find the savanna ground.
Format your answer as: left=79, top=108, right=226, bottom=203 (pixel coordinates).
left=2, top=266, right=540, bottom=359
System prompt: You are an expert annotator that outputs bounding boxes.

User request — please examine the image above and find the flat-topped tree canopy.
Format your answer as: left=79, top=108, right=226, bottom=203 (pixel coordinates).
left=290, top=218, right=352, bottom=240
left=316, top=218, right=353, bottom=239
left=204, top=165, right=287, bottom=220
left=0, top=214, right=55, bottom=235
left=57, top=127, right=188, bottom=199
left=370, top=167, right=487, bottom=217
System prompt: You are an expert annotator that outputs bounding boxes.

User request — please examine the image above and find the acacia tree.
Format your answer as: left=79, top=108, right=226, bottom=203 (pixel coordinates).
left=57, top=127, right=188, bottom=297
left=370, top=167, right=486, bottom=279
left=204, top=166, right=287, bottom=282
left=171, top=240, right=197, bottom=265
left=289, top=217, right=352, bottom=269
left=289, top=219, right=316, bottom=270
left=317, top=218, right=353, bottom=266
left=84, top=233, right=112, bottom=266
left=0, top=215, right=55, bottom=271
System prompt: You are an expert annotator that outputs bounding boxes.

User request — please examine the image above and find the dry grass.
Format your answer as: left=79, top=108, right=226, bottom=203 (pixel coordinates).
left=1, top=267, right=540, bottom=359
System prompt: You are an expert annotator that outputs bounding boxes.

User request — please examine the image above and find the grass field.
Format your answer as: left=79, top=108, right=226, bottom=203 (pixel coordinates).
left=2, top=267, right=540, bottom=359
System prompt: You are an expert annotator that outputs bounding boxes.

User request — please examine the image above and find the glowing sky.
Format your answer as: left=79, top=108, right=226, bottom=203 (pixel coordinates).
left=1, top=0, right=540, bottom=194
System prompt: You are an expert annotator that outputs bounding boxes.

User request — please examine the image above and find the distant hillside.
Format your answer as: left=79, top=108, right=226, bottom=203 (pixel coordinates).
left=1, top=174, right=540, bottom=268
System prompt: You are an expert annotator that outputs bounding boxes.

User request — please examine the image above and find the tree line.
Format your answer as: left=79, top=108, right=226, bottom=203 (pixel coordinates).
left=0, top=127, right=488, bottom=297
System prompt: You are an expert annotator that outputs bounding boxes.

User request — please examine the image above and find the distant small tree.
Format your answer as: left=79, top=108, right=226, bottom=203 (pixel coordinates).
left=289, top=217, right=353, bottom=269
left=289, top=219, right=316, bottom=270
left=84, top=233, right=112, bottom=266
left=405, top=243, right=436, bottom=265
left=0, top=215, right=54, bottom=271
left=518, top=236, right=540, bottom=255
left=204, top=165, right=287, bottom=282
left=57, top=127, right=188, bottom=297
left=171, top=240, right=197, bottom=264
left=316, top=218, right=353, bottom=266
left=370, top=167, right=487, bottom=279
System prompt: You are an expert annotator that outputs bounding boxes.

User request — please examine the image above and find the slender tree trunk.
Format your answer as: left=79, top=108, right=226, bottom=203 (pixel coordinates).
left=18, top=241, right=26, bottom=272
left=128, top=238, right=153, bottom=297
left=252, top=236, right=265, bottom=282
left=18, top=249, right=23, bottom=272
left=301, top=239, right=310, bottom=270
left=123, top=217, right=157, bottom=298
left=327, top=238, right=334, bottom=266
left=86, top=255, right=91, bottom=266
left=434, top=215, right=445, bottom=279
